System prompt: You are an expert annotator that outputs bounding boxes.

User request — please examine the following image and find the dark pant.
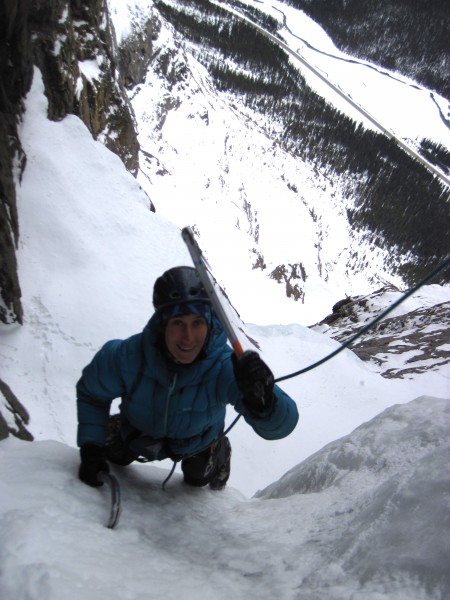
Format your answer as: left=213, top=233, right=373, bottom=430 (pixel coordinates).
left=104, top=415, right=231, bottom=488
left=181, top=436, right=231, bottom=488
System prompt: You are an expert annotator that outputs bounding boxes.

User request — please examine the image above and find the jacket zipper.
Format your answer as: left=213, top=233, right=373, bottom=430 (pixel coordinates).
left=163, top=373, right=177, bottom=436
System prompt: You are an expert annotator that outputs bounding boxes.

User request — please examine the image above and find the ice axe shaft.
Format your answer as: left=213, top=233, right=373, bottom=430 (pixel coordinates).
left=181, top=226, right=244, bottom=356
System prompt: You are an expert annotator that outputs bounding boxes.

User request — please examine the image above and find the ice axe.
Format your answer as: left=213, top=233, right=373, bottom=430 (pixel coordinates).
left=98, top=471, right=121, bottom=529
left=181, top=226, right=244, bottom=357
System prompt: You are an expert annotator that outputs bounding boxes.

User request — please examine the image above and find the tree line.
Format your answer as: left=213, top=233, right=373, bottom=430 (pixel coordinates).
left=284, top=0, right=449, bottom=100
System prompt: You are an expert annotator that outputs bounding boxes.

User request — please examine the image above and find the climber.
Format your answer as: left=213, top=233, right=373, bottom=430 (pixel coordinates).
left=76, top=266, right=299, bottom=490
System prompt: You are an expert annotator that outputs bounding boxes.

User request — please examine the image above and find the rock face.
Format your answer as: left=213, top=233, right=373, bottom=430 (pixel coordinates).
left=3, top=0, right=167, bottom=312
left=0, top=378, right=33, bottom=441
left=270, top=263, right=307, bottom=302
left=0, top=0, right=33, bottom=325
left=118, top=15, right=160, bottom=90
left=30, top=0, right=139, bottom=174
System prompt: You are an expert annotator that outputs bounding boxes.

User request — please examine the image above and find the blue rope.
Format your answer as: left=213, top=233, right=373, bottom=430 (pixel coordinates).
left=162, top=460, right=178, bottom=490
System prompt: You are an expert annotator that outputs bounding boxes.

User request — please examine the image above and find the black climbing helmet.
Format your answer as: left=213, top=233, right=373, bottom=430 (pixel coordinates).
left=153, top=266, right=210, bottom=311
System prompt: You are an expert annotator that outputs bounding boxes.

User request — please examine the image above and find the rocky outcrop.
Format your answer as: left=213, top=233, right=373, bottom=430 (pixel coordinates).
left=119, top=15, right=161, bottom=90
left=0, top=378, right=33, bottom=441
left=270, top=263, right=307, bottom=302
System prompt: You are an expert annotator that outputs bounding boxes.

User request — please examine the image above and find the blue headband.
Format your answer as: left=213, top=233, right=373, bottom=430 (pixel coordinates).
left=159, top=301, right=212, bottom=325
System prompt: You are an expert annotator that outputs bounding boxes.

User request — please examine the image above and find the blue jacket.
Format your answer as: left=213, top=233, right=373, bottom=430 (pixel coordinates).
left=77, top=313, right=299, bottom=458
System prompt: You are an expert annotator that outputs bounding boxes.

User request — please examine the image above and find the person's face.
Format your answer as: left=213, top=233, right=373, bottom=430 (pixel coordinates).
left=164, top=313, right=209, bottom=364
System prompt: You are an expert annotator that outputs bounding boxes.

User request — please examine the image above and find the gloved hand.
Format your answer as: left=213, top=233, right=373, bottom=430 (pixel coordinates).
left=79, top=443, right=109, bottom=487
left=232, top=351, right=276, bottom=417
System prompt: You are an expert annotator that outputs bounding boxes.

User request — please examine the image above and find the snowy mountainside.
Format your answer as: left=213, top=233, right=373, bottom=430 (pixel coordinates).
left=1, top=0, right=449, bottom=327
left=114, top=0, right=390, bottom=323
left=130, top=0, right=450, bottom=289
left=131, top=39, right=371, bottom=325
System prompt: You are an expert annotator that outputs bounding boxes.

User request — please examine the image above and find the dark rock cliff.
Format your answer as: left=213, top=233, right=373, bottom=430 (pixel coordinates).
left=30, top=0, right=139, bottom=173
left=0, top=0, right=32, bottom=326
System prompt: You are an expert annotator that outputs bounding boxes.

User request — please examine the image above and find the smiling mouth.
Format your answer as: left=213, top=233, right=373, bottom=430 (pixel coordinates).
left=177, top=345, right=196, bottom=353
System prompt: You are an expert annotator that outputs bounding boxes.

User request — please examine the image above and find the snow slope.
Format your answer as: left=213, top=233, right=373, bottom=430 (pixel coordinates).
left=1, top=395, right=449, bottom=599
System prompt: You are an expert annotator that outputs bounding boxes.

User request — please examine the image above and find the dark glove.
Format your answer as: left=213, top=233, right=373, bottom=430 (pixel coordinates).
left=79, top=443, right=109, bottom=487
left=232, top=351, right=276, bottom=417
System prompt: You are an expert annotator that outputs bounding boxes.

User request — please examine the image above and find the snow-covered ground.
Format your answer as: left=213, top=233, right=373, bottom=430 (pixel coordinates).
left=1, top=1, right=449, bottom=597
left=1, top=396, right=449, bottom=599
